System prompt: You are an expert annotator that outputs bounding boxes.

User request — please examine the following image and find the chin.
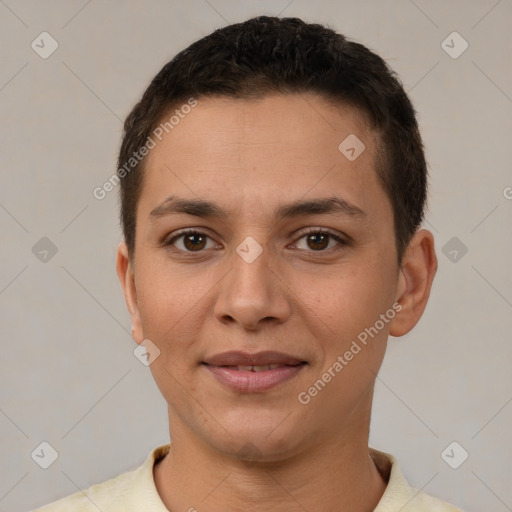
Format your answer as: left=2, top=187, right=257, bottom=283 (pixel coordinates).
left=221, top=438, right=300, bottom=463
left=206, top=418, right=305, bottom=463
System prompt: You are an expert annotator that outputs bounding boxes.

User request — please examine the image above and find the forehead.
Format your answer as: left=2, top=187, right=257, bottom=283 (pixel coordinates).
left=139, top=93, right=388, bottom=224
left=147, top=93, right=375, bottom=165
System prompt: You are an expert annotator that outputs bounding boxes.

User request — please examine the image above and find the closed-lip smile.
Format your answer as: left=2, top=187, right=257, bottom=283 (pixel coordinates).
left=202, top=350, right=307, bottom=393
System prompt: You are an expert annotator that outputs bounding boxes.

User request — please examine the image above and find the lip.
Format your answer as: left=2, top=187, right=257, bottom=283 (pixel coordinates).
left=202, top=350, right=307, bottom=393
left=203, top=350, right=305, bottom=367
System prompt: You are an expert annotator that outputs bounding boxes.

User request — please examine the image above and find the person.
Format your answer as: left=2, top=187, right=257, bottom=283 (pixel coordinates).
left=35, top=15, right=463, bottom=512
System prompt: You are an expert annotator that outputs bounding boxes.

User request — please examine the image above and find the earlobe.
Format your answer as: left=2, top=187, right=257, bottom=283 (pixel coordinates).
left=389, top=229, right=437, bottom=337
left=116, top=242, right=144, bottom=344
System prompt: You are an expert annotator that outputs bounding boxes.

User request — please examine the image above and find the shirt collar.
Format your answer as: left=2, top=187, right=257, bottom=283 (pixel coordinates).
left=136, top=444, right=441, bottom=511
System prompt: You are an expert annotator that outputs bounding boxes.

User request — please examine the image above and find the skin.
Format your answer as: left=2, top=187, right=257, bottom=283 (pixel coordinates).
left=117, top=93, right=437, bottom=511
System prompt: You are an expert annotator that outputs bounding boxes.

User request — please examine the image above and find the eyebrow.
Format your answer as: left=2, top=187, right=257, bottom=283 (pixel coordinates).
left=149, top=195, right=367, bottom=221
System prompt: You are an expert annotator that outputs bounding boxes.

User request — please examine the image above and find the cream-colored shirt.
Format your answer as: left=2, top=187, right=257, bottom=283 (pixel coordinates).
left=34, top=444, right=463, bottom=511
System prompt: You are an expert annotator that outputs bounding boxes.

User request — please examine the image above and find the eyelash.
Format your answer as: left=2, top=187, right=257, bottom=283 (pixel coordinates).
left=164, top=228, right=348, bottom=255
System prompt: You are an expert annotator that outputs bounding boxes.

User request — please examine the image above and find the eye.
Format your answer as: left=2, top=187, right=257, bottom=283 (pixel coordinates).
left=293, top=229, right=347, bottom=252
left=164, top=228, right=348, bottom=254
left=165, top=229, right=218, bottom=252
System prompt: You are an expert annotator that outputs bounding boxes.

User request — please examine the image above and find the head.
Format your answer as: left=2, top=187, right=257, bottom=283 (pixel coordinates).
left=116, top=16, right=437, bottom=460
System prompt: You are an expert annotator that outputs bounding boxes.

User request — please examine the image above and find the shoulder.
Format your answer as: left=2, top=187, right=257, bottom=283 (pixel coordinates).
left=33, top=471, right=132, bottom=512
left=32, top=444, right=171, bottom=512
left=401, top=489, right=464, bottom=511
left=401, top=487, right=462, bottom=512
left=33, top=464, right=143, bottom=512
left=370, top=447, right=464, bottom=512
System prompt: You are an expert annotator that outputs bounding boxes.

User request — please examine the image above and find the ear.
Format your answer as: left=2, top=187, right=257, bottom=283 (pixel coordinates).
left=389, top=229, right=437, bottom=337
left=116, top=242, right=143, bottom=344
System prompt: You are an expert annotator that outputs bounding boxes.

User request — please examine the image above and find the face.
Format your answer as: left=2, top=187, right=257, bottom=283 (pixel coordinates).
left=117, top=93, right=430, bottom=461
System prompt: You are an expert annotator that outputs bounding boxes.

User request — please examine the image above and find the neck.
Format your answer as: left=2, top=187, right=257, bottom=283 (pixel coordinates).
left=154, top=399, right=387, bottom=511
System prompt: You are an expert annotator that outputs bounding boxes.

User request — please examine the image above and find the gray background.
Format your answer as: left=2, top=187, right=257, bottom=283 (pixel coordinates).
left=1, top=1, right=511, bottom=511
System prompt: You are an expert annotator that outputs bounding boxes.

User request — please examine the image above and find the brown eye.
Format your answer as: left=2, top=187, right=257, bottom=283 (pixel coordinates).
left=167, top=230, right=216, bottom=252
left=306, top=232, right=330, bottom=251
left=182, top=233, right=207, bottom=251
left=294, top=229, right=346, bottom=253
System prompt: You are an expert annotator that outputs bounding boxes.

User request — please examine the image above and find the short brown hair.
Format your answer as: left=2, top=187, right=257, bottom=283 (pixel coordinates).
left=118, top=15, right=428, bottom=265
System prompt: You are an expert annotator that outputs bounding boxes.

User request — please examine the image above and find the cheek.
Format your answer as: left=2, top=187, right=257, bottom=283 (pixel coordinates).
left=303, top=268, right=394, bottom=407
left=306, top=261, right=397, bottom=374
left=137, top=250, right=202, bottom=312
left=134, top=256, right=204, bottom=355
left=319, top=265, right=394, bottom=328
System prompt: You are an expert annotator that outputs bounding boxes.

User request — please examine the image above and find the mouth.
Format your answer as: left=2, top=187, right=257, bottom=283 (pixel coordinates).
left=202, top=351, right=307, bottom=393
left=211, top=363, right=300, bottom=372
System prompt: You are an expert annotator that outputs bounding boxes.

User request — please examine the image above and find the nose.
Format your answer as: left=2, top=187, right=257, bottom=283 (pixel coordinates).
left=213, top=239, right=292, bottom=331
